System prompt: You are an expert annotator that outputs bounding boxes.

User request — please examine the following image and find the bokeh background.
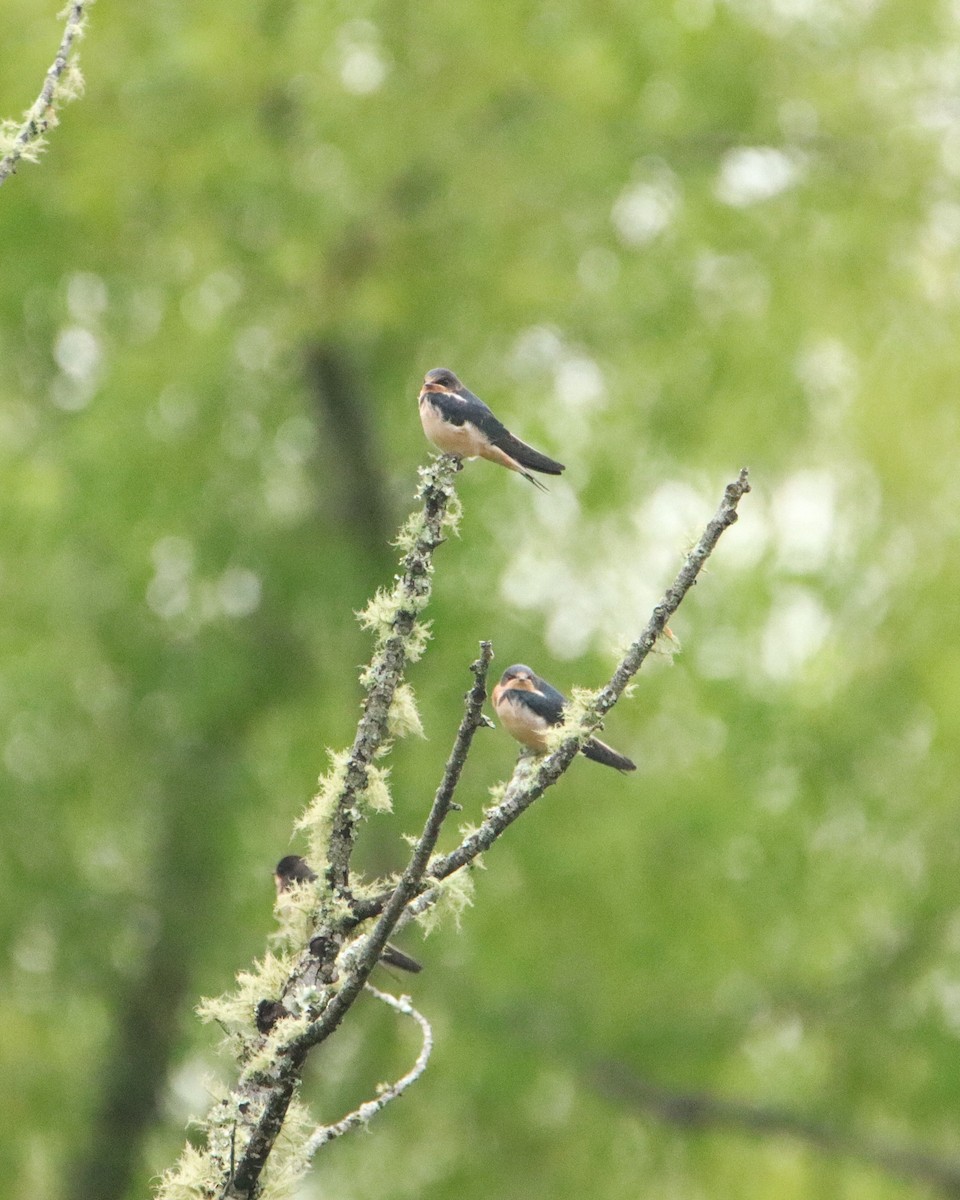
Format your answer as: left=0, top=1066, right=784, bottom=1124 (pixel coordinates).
left=3, top=1, right=960, bottom=1197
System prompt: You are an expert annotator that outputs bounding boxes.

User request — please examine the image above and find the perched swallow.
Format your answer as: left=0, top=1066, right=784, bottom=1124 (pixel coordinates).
left=418, top=367, right=565, bottom=491
left=491, top=664, right=637, bottom=773
left=273, top=856, right=423, bottom=974
left=274, top=855, right=318, bottom=891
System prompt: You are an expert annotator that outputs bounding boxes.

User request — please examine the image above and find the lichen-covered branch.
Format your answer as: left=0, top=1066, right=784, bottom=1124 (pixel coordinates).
left=323, top=454, right=463, bottom=894
left=429, top=466, right=752, bottom=871
left=225, top=642, right=493, bottom=1196
left=156, top=466, right=749, bottom=1200
left=316, top=641, right=493, bottom=976
left=350, top=640, right=494, bottom=958
left=0, top=2, right=91, bottom=186
left=156, top=459, right=469, bottom=1200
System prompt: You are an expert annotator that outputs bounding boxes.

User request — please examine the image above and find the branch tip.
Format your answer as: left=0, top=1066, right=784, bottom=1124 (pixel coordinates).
left=0, top=1, right=91, bottom=186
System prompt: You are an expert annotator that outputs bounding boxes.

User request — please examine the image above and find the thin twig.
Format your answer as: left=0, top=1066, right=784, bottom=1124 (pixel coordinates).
left=305, top=985, right=433, bottom=1158
left=0, top=2, right=90, bottom=186
left=593, top=467, right=750, bottom=719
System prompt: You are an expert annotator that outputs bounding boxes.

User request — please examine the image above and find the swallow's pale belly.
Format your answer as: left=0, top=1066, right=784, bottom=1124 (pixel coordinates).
left=419, top=396, right=488, bottom=458
left=493, top=692, right=551, bottom=752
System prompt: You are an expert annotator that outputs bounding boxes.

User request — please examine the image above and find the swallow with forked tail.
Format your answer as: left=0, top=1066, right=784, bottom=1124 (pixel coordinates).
left=273, top=856, right=423, bottom=974
left=491, top=664, right=636, bottom=773
left=418, top=368, right=565, bottom=491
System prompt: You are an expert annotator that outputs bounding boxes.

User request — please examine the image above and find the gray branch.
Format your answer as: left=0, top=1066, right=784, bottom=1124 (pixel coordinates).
left=308, top=640, right=494, bottom=1020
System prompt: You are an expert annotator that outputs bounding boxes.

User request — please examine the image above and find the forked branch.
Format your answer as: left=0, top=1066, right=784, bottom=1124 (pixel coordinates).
left=351, top=467, right=752, bottom=925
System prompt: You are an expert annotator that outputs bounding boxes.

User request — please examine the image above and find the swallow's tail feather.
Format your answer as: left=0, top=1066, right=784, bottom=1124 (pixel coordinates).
left=492, top=430, right=565, bottom=477
left=583, top=737, right=637, bottom=773
left=520, top=469, right=549, bottom=492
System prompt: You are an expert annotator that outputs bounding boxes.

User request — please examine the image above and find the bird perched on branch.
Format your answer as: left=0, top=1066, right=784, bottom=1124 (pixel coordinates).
left=418, top=367, right=565, bottom=490
left=491, top=664, right=637, bottom=773
left=273, top=856, right=422, bottom=974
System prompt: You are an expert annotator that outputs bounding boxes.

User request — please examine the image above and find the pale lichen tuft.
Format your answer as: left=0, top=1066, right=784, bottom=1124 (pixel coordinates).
left=482, top=782, right=507, bottom=815
left=295, top=748, right=351, bottom=853
left=361, top=762, right=393, bottom=814
left=652, top=624, right=682, bottom=658
left=272, top=877, right=319, bottom=948
left=415, top=870, right=475, bottom=935
left=154, top=1142, right=211, bottom=1200
left=387, top=682, right=426, bottom=739
left=197, top=951, right=297, bottom=1032
left=542, top=686, right=598, bottom=754
left=356, top=588, right=403, bottom=642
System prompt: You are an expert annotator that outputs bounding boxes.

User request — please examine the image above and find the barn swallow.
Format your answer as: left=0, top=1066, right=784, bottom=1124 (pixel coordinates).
left=274, top=855, right=318, bottom=891
left=418, top=368, right=565, bottom=490
left=273, top=856, right=423, bottom=974
left=491, top=664, right=637, bottom=773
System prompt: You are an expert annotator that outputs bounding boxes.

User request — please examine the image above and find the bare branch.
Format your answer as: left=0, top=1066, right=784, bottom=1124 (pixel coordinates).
left=304, top=986, right=433, bottom=1158
left=0, top=2, right=91, bottom=186
left=592, top=466, right=750, bottom=719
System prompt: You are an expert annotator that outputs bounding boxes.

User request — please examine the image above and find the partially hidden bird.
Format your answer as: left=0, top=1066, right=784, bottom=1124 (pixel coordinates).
left=273, top=856, right=422, bottom=974
left=418, top=367, right=565, bottom=490
left=491, top=664, right=637, bottom=773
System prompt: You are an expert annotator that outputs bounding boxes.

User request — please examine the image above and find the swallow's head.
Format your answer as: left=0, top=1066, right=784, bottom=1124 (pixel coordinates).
left=274, top=854, right=317, bottom=895
left=498, top=664, right=539, bottom=693
left=421, top=367, right=463, bottom=395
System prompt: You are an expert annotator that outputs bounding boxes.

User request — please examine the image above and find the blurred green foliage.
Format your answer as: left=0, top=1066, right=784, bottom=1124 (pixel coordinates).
left=3, top=0, right=960, bottom=1197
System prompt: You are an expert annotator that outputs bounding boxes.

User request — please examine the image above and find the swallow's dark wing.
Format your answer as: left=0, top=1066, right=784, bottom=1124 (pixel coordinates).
left=532, top=676, right=569, bottom=711
left=506, top=685, right=565, bottom=728
left=429, top=388, right=506, bottom=436
left=529, top=677, right=636, bottom=771
left=458, top=387, right=565, bottom=477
